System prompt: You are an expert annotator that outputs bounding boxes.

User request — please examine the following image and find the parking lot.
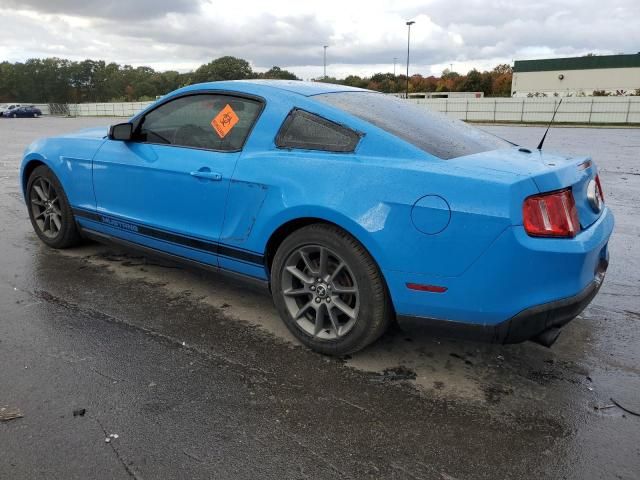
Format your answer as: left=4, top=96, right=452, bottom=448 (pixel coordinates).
left=1, top=117, right=639, bottom=479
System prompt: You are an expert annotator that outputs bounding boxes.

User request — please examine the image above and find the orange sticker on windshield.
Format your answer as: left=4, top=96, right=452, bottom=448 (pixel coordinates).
left=211, top=104, right=239, bottom=138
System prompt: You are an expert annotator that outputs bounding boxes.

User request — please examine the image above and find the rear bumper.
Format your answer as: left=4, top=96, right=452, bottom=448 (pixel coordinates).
left=397, top=257, right=607, bottom=345
left=387, top=205, right=614, bottom=325
left=501, top=258, right=606, bottom=344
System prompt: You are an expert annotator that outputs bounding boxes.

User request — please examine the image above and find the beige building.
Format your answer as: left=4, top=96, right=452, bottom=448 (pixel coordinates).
left=511, top=54, right=640, bottom=97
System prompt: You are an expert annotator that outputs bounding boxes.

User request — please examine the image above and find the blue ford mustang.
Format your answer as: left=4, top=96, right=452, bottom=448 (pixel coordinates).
left=20, top=80, right=613, bottom=355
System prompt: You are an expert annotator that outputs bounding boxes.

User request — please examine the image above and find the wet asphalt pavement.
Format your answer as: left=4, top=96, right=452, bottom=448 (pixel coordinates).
left=1, top=118, right=639, bottom=479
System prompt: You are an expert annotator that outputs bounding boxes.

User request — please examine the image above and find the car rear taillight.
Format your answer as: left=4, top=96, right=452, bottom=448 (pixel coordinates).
left=523, top=189, right=580, bottom=238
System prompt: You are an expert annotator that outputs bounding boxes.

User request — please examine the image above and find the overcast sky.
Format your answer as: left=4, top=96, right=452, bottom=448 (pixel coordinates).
left=0, top=0, right=638, bottom=79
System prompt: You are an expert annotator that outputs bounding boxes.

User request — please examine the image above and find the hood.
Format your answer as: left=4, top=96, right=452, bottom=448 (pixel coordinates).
left=60, top=126, right=109, bottom=140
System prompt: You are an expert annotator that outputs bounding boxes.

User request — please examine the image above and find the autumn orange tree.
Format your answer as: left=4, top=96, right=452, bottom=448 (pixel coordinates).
left=322, top=64, right=513, bottom=96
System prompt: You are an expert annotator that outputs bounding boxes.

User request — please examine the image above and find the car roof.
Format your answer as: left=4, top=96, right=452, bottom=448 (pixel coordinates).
left=177, top=80, right=371, bottom=97
left=238, top=80, right=370, bottom=96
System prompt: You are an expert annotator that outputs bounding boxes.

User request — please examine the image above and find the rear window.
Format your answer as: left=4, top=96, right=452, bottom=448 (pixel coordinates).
left=315, top=92, right=511, bottom=159
left=275, top=109, right=361, bottom=152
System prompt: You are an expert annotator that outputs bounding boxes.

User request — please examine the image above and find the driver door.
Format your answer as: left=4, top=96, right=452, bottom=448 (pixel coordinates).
left=90, top=93, right=263, bottom=267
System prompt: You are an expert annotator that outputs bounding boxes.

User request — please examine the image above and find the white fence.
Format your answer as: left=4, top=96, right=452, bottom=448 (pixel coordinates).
left=411, top=96, right=640, bottom=124
left=67, top=102, right=153, bottom=117
left=40, top=97, right=640, bottom=124
left=2, top=102, right=150, bottom=116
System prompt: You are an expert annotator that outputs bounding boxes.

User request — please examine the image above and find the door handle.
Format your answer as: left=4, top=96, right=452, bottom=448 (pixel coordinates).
left=190, top=169, right=222, bottom=181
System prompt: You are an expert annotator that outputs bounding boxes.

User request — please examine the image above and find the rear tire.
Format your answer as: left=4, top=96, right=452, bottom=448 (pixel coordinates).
left=27, top=165, right=81, bottom=249
left=271, top=224, right=392, bottom=355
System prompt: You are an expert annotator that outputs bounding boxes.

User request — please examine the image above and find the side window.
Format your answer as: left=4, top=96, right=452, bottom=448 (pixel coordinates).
left=275, top=109, right=361, bottom=152
left=137, top=94, right=262, bottom=151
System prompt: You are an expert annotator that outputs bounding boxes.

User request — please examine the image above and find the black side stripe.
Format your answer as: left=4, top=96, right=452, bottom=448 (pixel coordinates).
left=73, top=208, right=264, bottom=266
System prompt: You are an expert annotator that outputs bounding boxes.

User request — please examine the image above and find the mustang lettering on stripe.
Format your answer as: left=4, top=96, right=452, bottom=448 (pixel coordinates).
left=71, top=207, right=264, bottom=266
left=100, top=216, right=139, bottom=232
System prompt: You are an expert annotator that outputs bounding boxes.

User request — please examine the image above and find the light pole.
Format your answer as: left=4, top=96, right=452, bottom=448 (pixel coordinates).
left=323, top=45, right=328, bottom=79
left=393, top=57, right=398, bottom=76
left=405, top=21, right=415, bottom=98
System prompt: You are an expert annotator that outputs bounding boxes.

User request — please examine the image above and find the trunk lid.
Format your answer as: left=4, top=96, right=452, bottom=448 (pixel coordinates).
left=450, top=147, right=602, bottom=229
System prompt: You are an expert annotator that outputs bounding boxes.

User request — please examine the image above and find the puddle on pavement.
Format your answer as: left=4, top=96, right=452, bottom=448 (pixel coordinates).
left=346, top=334, right=487, bottom=400
left=60, top=244, right=297, bottom=342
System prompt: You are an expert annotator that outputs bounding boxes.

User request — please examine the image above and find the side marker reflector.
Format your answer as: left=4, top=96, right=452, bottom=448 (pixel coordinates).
left=406, top=283, right=448, bottom=293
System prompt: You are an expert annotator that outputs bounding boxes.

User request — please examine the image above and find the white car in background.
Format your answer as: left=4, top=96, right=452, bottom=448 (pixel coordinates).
left=0, top=104, right=21, bottom=115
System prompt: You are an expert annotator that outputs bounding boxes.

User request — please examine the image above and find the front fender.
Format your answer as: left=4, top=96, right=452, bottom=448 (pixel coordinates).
left=20, top=137, right=104, bottom=210
left=20, top=144, right=50, bottom=201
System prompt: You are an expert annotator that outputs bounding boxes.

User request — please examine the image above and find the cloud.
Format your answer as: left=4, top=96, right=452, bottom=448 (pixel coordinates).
left=0, top=0, right=199, bottom=19
left=104, top=12, right=334, bottom=66
left=0, top=0, right=638, bottom=78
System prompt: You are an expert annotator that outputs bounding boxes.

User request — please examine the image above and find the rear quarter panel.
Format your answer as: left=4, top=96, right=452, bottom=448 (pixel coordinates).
left=224, top=92, right=539, bottom=279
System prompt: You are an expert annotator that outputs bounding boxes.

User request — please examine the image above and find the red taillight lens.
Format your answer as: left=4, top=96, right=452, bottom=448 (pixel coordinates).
left=595, top=174, right=605, bottom=203
left=523, top=189, right=580, bottom=238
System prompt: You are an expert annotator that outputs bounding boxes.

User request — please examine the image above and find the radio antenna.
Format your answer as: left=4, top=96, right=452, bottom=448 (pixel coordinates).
left=537, top=98, right=563, bottom=150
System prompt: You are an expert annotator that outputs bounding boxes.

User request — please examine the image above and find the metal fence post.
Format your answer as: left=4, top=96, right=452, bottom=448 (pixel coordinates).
left=625, top=97, right=632, bottom=124
left=588, top=98, right=594, bottom=124
left=493, top=100, right=497, bottom=122
left=520, top=99, right=525, bottom=122
left=465, top=99, right=469, bottom=121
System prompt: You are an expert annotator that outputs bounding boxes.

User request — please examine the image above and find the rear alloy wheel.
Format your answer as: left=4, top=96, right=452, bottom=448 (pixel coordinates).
left=271, top=224, right=392, bottom=355
left=282, top=244, right=360, bottom=340
left=27, top=165, right=81, bottom=248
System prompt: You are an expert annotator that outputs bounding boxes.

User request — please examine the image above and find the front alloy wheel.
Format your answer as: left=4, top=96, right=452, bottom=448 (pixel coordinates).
left=30, top=176, right=63, bottom=239
left=27, top=165, right=81, bottom=249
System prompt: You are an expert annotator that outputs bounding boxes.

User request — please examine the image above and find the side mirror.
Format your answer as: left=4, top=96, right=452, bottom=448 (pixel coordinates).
left=108, top=122, right=133, bottom=141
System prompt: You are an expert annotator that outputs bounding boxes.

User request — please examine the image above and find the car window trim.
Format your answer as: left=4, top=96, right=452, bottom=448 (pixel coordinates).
left=275, top=108, right=363, bottom=153
left=130, top=90, right=266, bottom=154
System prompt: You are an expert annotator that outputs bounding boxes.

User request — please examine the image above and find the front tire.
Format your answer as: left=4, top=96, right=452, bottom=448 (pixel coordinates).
left=271, top=224, right=392, bottom=355
left=27, top=165, right=81, bottom=249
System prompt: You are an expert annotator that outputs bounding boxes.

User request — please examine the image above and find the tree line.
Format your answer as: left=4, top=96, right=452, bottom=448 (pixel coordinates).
left=0, top=56, right=513, bottom=103
left=320, top=64, right=513, bottom=96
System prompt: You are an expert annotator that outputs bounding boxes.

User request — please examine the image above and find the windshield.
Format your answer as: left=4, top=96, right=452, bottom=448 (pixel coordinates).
left=315, top=92, right=512, bottom=160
